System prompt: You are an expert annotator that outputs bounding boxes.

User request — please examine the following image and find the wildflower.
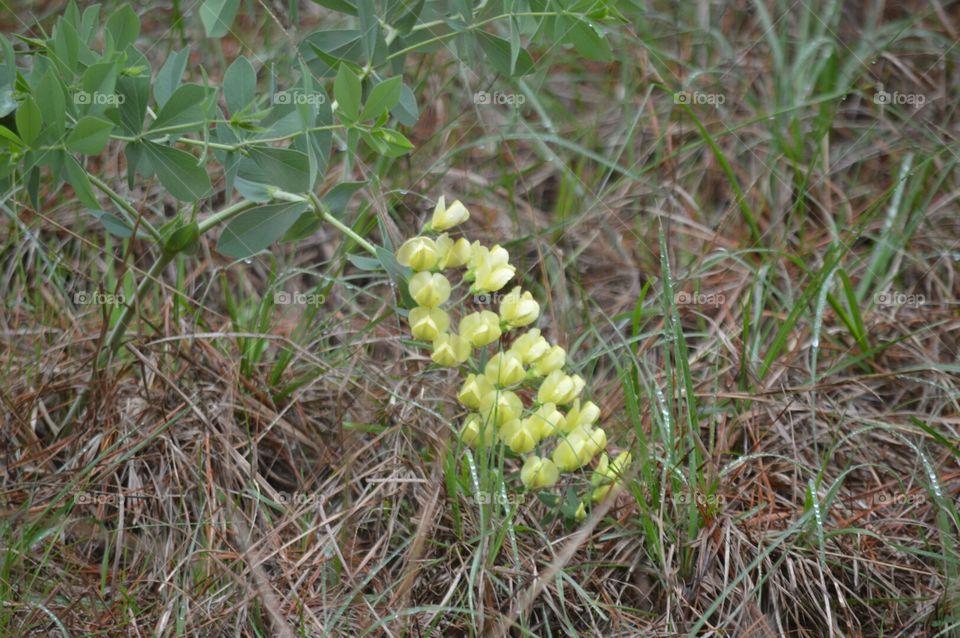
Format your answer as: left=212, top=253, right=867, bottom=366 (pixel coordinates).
left=431, top=333, right=471, bottom=366
left=531, top=345, right=565, bottom=376
left=409, top=271, right=451, bottom=307
left=460, top=413, right=494, bottom=448
left=479, top=389, right=523, bottom=426
left=591, top=451, right=632, bottom=502
left=473, top=244, right=515, bottom=292
left=509, top=328, right=550, bottom=364
left=498, top=419, right=537, bottom=454
left=408, top=306, right=449, bottom=341
left=459, top=310, right=502, bottom=347
left=520, top=455, right=559, bottom=490
left=458, top=373, right=494, bottom=409
left=484, top=351, right=526, bottom=387
left=537, top=370, right=585, bottom=405
left=552, top=425, right=606, bottom=471
left=523, top=402, right=565, bottom=439
left=562, top=399, right=600, bottom=433
left=396, top=236, right=438, bottom=271
left=499, top=286, right=539, bottom=328
left=430, top=196, right=470, bottom=231
left=435, top=234, right=472, bottom=269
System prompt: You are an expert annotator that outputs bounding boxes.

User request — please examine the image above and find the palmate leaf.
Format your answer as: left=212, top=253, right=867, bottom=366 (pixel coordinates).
left=150, top=83, right=212, bottom=133
left=65, top=116, right=114, bottom=155
left=141, top=141, right=212, bottom=202
left=217, top=201, right=310, bottom=258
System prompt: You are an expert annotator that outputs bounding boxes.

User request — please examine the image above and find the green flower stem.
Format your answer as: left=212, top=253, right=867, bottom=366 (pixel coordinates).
left=305, top=191, right=379, bottom=257
left=87, top=174, right=162, bottom=242
left=196, top=198, right=261, bottom=233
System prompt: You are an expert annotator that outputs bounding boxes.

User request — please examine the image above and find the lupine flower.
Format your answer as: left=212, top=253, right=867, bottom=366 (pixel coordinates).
left=431, top=333, right=471, bottom=366
left=430, top=196, right=470, bottom=231
left=591, top=450, right=631, bottom=502
left=409, top=271, right=451, bottom=307
left=473, top=245, right=515, bottom=292
left=531, top=345, right=566, bottom=376
left=479, top=389, right=523, bottom=426
left=498, top=419, right=537, bottom=454
left=408, top=306, right=450, bottom=341
left=552, top=425, right=606, bottom=471
left=537, top=370, right=585, bottom=405
left=523, top=402, right=565, bottom=439
left=460, top=413, right=494, bottom=448
left=520, top=455, right=559, bottom=490
left=458, top=373, right=494, bottom=409
left=435, top=234, right=472, bottom=269
left=509, top=328, right=551, bottom=364
left=562, top=399, right=600, bottom=433
left=484, top=351, right=526, bottom=387
left=396, top=236, right=438, bottom=271
left=499, top=286, right=540, bottom=327
left=459, top=310, right=502, bottom=347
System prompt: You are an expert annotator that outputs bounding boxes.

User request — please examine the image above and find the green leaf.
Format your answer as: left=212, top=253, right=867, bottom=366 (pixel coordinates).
left=35, top=69, right=66, bottom=138
left=199, top=0, right=241, bottom=38
left=106, top=4, right=140, bottom=51
left=65, top=116, right=114, bottom=155
left=15, top=96, right=42, bottom=147
left=307, top=0, right=358, bottom=15
left=240, top=146, right=311, bottom=193
left=565, top=17, right=611, bottom=61
left=150, top=83, right=210, bottom=133
left=391, top=82, right=419, bottom=126
left=224, top=56, right=256, bottom=115
left=334, top=63, right=361, bottom=120
left=142, top=141, right=212, bottom=202
left=322, top=180, right=365, bottom=213
left=163, top=221, right=201, bottom=254
left=63, top=154, right=100, bottom=209
left=116, top=48, right=150, bottom=135
left=217, top=201, right=309, bottom=258
left=476, top=31, right=535, bottom=76
left=363, top=128, right=413, bottom=157
left=357, top=0, right=377, bottom=63
left=78, top=61, right=119, bottom=115
left=234, top=176, right=274, bottom=202
left=155, top=47, right=190, bottom=108
left=360, top=75, right=401, bottom=120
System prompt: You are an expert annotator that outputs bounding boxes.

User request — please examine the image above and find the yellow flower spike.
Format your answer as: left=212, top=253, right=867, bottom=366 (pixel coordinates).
left=499, top=419, right=537, bottom=454
left=563, top=399, right=600, bottom=433
left=479, top=388, right=523, bottom=426
left=431, top=196, right=470, bottom=231
left=396, top=236, right=439, bottom=271
left=537, top=370, right=584, bottom=405
left=431, top=333, right=471, bottom=366
left=408, top=306, right=449, bottom=341
left=459, top=310, right=502, bottom=347
left=520, top=455, right=559, bottom=490
left=509, top=329, right=550, bottom=364
left=409, top=272, right=451, bottom=307
left=524, top=402, right=565, bottom=439
left=460, top=413, right=494, bottom=448
left=458, top=373, right=494, bottom=409
left=531, top=345, right=566, bottom=376
left=484, top=351, right=526, bottom=387
left=473, top=245, right=516, bottom=293
left=499, top=286, right=540, bottom=328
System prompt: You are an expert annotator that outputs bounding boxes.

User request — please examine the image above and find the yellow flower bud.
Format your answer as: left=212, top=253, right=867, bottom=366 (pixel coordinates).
left=574, top=501, right=587, bottom=521
left=479, top=389, right=523, bottom=426
left=499, top=286, right=540, bottom=328
left=537, top=370, right=585, bottom=405
left=408, top=306, right=449, bottom=341
left=460, top=413, right=494, bottom=448
left=431, top=196, right=470, bottom=231
left=396, top=236, right=438, bottom=271
left=520, top=455, right=559, bottom=490
left=431, top=332, right=471, bottom=366
left=459, top=310, right=502, bottom=347
left=437, top=235, right=472, bottom=269
left=523, top=402, right=565, bottom=439
left=473, top=245, right=515, bottom=292
left=467, top=241, right=487, bottom=271
left=458, top=373, right=494, bottom=409
left=484, top=351, right=526, bottom=387
left=498, top=419, right=537, bottom=454
left=562, top=399, right=600, bottom=433
left=552, top=425, right=605, bottom=471
left=531, top=345, right=566, bottom=376
left=509, top=329, right=550, bottom=364
left=409, top=272, right=451, bottom=307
